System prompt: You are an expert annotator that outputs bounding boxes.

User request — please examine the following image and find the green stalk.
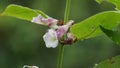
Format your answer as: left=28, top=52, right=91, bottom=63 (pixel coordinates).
left=57, top=0, right=71, bottom=68
left=57, top=45, right=64, bottom=68
left=64, top=0, right=71, bottom=23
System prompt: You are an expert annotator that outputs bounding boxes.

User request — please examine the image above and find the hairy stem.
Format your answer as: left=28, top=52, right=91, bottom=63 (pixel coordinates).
left=57, top=0, right=71, bottom=68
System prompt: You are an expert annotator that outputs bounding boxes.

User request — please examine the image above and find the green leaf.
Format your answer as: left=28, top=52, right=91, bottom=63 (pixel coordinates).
left=93, top=55, right=120, bottom=68
left=70, top=11, right=120, bottom=40
left=95, top=0, right=103, bottom=4
left=1, top=4, right=47, bottom=21
left=95, top=0, right=120, bottom=10
left=100, top=26, right=120, bottom=45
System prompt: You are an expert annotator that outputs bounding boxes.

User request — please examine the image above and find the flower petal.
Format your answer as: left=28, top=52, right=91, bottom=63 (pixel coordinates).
left=32, top=15, right=58, bottom=29
left=56, top=26, right=66, bottom=39
left=43, top=29, right=58, bottom=48
left=66, top=20, right=74, bottom=26
left=23, top=65, right=39, bottom=68
left=31, top=15, right=45, bottom=25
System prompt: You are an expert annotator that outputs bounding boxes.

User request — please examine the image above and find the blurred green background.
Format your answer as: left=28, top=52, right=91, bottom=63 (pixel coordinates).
left=0, top=0, right=120, bottom=68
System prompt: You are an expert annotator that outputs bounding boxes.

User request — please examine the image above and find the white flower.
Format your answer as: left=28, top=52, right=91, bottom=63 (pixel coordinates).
left=43, top=29, right=58, bottom=48
left=23, top=65, right=39, bottom=68
left=66, top=20, right=74, bottom=26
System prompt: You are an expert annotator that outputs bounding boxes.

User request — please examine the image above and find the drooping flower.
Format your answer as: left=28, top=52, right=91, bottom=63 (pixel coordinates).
left=43, top=20, right=74, bottom=48
left=43, top=29, right=58, bottom=48
left=32, top=15, right=58, bottom=29
left=32, top=15, right=75, bottom=48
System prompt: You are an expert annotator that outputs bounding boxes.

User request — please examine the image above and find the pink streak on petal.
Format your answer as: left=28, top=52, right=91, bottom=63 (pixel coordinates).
left=56, top=26, right=66, bottom=39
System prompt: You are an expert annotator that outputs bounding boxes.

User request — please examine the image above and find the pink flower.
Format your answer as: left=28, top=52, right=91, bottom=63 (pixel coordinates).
left=43, top=20, right=74, bottom=48
left=32, top=15, right=43, bottom=24
left=56, top=20, right=74, bottom=39
left=32, top=15, right=58, bottom=29
left=32, top=14, right=75, bottom=48
left=56, top=26, right=66, bottom=39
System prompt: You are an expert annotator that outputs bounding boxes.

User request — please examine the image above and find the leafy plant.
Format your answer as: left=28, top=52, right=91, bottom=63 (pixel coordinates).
left=1, top=0, right=120, bottom=68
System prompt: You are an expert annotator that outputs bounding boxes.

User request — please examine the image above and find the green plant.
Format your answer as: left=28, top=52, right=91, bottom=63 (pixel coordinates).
left=1, top=0, right=120, bottom=68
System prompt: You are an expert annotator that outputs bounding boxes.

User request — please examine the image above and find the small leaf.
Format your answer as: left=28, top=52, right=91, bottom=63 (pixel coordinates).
left=1, top=4, right=47, bottom=21
left=95, top=0, right=120, bottom=10
left=100, top=25, right=120, bottom=45
left=93, top=55, right=120, bottom=68
left=70, top=11, right=120, bottom=40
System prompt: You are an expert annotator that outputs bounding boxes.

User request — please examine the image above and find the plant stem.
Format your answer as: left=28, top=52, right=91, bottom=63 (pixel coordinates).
left=57, top=45, right=64, bottom=68
left=64, top=0, right=71, bottom=23
left=57, top=0, right=71, bottom=68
